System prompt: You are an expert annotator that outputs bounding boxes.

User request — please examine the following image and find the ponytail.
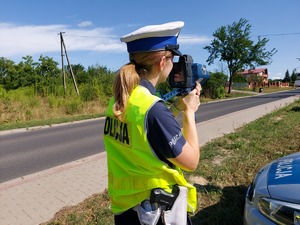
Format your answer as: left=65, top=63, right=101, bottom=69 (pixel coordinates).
left=112, top=63, right=139, bottom=119
left=112, top=50, right=172, bottom=119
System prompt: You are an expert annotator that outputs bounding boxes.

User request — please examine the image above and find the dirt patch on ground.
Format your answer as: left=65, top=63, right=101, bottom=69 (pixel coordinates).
left=189, top=175, right=209, bottom=186
left=211, top=148, right=231, bottom=166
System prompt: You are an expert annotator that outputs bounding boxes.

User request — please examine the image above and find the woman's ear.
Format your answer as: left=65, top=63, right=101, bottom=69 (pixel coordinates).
left=159, top=56, right=167, bottom=71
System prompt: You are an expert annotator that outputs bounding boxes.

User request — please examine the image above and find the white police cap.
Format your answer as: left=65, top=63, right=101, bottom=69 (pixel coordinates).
left=121, top=21, right=184, bottom=55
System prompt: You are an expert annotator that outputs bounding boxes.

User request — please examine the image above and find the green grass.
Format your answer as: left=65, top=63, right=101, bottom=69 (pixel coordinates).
left=0, top=113, right=103, bottom=131
left=41, top=99, right=300, bottom=225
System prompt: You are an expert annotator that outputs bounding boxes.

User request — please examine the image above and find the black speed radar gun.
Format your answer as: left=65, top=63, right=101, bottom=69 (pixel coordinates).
left=160, top=54, right=210, bottom=101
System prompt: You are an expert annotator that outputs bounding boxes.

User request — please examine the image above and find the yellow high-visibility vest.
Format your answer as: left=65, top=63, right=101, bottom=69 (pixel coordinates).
left=103, top=85, right=197, bottom=214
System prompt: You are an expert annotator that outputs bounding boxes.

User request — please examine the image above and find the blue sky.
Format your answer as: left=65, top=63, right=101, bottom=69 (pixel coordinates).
left=1, top=0, right=299, bottom=79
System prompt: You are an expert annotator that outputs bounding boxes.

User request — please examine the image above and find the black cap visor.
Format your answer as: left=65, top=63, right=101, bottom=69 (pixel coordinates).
left=165, top=44, right=182, bottom=56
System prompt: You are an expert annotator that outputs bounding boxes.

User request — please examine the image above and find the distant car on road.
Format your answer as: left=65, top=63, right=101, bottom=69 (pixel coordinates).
left=243, top=152, right=300, bottom=225
left=295, top=73, right=300, bottom=87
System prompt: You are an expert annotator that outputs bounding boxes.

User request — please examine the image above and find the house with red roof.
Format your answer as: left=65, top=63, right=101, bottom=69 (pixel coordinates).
left=238, top=67, right=289, bottom=89
left=240, top=68, right=269, bottom=84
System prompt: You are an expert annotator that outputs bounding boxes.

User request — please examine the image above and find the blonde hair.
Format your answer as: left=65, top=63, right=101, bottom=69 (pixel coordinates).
left=112, top=50, right=172, bottom=119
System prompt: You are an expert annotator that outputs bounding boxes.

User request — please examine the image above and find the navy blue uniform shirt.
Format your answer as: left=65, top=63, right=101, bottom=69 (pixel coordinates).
left=140, top=79, right=186, bottom=165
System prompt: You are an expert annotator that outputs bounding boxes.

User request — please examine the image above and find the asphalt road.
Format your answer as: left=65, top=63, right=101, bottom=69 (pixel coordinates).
left=0, top=89, right=299, bottom=183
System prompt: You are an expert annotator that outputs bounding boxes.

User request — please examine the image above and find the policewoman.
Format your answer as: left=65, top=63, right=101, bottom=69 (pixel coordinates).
left=103, top=21, right=201, bottom=225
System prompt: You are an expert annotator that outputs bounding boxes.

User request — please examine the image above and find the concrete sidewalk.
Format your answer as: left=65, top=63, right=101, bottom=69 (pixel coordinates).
left=0, top=95, right=299, bottom=225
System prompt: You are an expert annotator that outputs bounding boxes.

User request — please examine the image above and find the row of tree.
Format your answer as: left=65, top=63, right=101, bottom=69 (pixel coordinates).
left=0, top=55, right=115, bottom=97
left=282, top=69, right=299, bottom=83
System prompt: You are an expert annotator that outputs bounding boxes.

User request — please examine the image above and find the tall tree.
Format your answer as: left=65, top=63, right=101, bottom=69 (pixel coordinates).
left=35, top=55, right=60, bottom=95
left=204, top=18, right=277, bottom=93
left=291, top=69, right=297, bottom=84
left=36, top=55, right=60, bottom=78
left=17, top=55, right=39, bottom=87
left=282, top=69, right=290, bottom=83
left=0, top=57, right=17, bottom=89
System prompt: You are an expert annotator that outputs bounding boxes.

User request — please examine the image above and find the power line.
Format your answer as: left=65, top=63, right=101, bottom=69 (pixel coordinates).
left=64, top=32, right=300, bottom=40
left=252, top=32, right=300, bottom=37
left=64, top=34, right=117, bottom=39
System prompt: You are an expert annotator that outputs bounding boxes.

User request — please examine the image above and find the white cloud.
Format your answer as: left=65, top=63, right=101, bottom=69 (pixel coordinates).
left=0, top=23, right=125, bottom=58
left=78, top=21, right=93, bottom=27
left=0, top=23, right=212, bottom=58
left=270, top=76, right=281, bottom=80
left=178, top=35, right=211, bottom=45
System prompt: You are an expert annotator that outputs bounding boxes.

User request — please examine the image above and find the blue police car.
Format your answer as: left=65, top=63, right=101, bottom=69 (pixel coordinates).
left=244, top=152, right=300, bottom=225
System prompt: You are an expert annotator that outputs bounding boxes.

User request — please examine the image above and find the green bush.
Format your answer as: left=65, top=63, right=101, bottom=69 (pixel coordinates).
left=65, top=98, right=82, bottom=114
left=25, top=109, right=33, bottom=120
left=214, top=86, right=226, bottom=99
left=27, top=96, right=40, bottom=108
left=23, top=86, right=35, bottom=97
left=0, top=85, right=7, bottom=99
left=48, top=95, right=57, bottom=108
left=202, top=72, right=228, bottom=99
left=80, top=84, right=99, bottom=102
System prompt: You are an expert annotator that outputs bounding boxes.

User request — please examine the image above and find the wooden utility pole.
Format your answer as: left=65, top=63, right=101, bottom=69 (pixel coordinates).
left=59, top=32, right=79, bottom=95
left=59, top=32, right=67, bottom=95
